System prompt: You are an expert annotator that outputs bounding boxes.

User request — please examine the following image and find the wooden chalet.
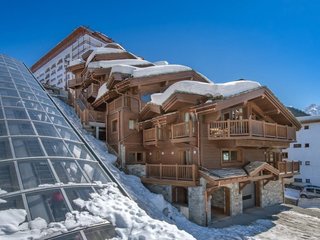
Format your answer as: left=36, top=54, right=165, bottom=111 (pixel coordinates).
left=67, top=43, right=301, bottom=226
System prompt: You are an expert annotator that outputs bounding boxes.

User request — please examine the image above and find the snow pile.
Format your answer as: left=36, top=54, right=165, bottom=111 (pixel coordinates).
left=284, top=188, right=300, bottom=200
left=132, top=64, right=192, bottom=78
left=96, top=83, right=109, bottom=101
left=153, top=60, right=169, bottom=66
left=86, top=47, right=125, bottom=66
left=87, top=59, right=151, bottom=69
left=151, top=80, right=261, bottom=105
left=110, top=64, right=137, bottom=76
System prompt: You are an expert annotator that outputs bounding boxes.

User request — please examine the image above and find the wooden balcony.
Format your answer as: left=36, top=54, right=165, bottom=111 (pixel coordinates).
left=87, top=83, right=99, bottom=102
left=171, top=122, right=196, bottom=143
left=68, top=78, right=83, bottom=88
left=88, top=110, right=105, bottom=123
left=142, top=164, right=198, bottom=186
left=208, top=119, right=296, bottom=141
left=276, top=161, right=300, bottom=177
left=143, top=127, right=166, bottom=146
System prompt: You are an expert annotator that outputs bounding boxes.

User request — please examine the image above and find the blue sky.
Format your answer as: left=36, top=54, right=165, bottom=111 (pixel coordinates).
left=1, top=0, right=319, bottom=109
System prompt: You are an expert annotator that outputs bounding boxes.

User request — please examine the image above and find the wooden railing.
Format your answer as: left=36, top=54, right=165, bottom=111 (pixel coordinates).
left=88, top=110, right=105, bottom=123
left=171, top=122, right=195, bottom=139
left=277, top=161, right=300, bottom=175
left=143, top=128, right=157, bottom=142
left=146, top=164, right=198, bottom=182
left=68, top=78, right=83, bottom=88
left=208, top=119, right=296, bottom=141
left=87, top=83, right=99, bottom=99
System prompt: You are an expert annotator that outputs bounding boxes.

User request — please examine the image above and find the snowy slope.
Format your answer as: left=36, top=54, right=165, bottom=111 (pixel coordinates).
left=305, top=104, right=320, bottom=116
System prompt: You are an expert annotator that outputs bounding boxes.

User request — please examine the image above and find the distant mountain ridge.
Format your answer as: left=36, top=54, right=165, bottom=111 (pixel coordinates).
left=305, top=104, right=320, bottom=116
left=287, top=106, right=310, bottom=117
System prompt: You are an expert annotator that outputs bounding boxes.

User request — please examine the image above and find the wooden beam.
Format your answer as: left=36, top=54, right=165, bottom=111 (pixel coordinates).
left=239, top=181, right=250, bottom=193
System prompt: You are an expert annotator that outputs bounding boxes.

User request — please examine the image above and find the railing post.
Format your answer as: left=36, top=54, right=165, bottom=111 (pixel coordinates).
left=176, top=164, right=178, bottom=180
left=275, top=123, right=278, bottom=138
left=159, top=163, right=162, bottom=179
left=285, top=162, right=288, bottom=174
left=249, top=119, right=252, bottom=136
left=192, top=164, right=196, bottom=183
left=171, top=124, right=174, bottom=139
left=227, top=119, right=230, bottom=138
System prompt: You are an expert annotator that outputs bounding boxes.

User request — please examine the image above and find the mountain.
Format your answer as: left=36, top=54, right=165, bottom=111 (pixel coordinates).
left=287, top=106, right=310, bottom=117
left=305, top=104, right=320, bottom=116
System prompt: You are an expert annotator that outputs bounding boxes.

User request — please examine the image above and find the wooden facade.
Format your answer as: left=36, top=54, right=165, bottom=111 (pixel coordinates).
left=67, top=43, right=301, bottom=224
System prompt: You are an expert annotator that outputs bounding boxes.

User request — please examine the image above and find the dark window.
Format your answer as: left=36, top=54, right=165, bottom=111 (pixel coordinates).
left=282, top=152, right=288, bottom=158
left=304, top=125, right=309, bottom=130
left=112, top=120, right=117, bottom=132
left=294, top=178, right=302, bottom=183
left=299, top=161, right=302, bottom=165
left=305, top=143, right=310, bottom=148
left=306, top=179, right=311, bottom=183
left=222, top=150, right=239, bottom=162
left=293, top=144, right=301, bottom=148
left=305, top=161, right=310, bottom=165
left=306, top=188, right=314, bottom=193
left=316, top=189, right=320, bottom=194
left=0, top=162, right=20, bottom=192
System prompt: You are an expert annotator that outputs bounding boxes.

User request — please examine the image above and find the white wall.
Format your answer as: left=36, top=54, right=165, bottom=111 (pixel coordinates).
left=33, top=34, right=105, bottom=89
left=286, top=120, right=320, bottom=187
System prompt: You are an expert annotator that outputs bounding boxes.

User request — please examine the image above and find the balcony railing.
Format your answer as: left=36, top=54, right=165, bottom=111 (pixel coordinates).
left=208, top=119, right=296, bottom=141
left=171, top=122, right=195, bottom=139
left=146, top=164, right=198, bottom=182
left=276, top=161, right=300, bottom=175
left=88, top=110, right=105, bottom=123
left=143, top=127, right=165, bottom=144
left=68, top=78, right=83, bottom=88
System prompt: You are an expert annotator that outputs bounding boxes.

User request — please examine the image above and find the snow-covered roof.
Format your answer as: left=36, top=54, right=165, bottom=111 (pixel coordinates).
left=87, top=59, right=151, bottom=69
left=96, top=83, right=108, bottom=100
left=150, top=80, right=261, bottom=106
left=85, top=47, right=125, bottom=66
left=68, top=58, right=84, bottom=68
left=208, top=168, right=247, bottom=178
left=132, top=64, right=192, bottom=78
left=153, top=60, right=169, bottom=66
left=110, top=64, right=137, bottom=75
left=105, top=42, right=125, bottom=50
left=297, top=115, right=320, bottom=123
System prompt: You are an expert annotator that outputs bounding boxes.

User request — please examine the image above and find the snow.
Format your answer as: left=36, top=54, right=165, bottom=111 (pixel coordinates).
left=85, top=47, right=125, bottom=67
left=132, top=64, right=192, bottom=78
left=297, top=115, right=320, bottom=123
left=96, top=82, right=109, bottom=101
left=110, top=64, right=137, bottom=75
left=151, top=80, right=261, bottom=105
left=68, top=58, right=84, bottom=68
left=87, top=59, right=151, bottom=69
left=284, top=188, right=300, bottom=200
left=153, top=60, right=169, bottom=65
left=105, top=43, right=125, bottom=50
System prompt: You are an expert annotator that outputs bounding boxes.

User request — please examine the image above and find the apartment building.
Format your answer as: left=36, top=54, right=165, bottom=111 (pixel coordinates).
left=67, top=41, right=301, bottom=226
left=31, top=26, right=112, bottom=89
left=285, top=116, right=320, bottom=186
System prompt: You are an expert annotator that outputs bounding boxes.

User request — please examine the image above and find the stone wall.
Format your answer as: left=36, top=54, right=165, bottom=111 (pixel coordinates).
left=188, top=178, right=207, bottom=226
left=226, top=183, right=243, bottom=216
left=211, top=188, right=225, bottom=209
left=126, top=164, right=146, bottom=177
left=146, top=184, right=172, bottom=202
left=260, top=179, right=283, bottom=208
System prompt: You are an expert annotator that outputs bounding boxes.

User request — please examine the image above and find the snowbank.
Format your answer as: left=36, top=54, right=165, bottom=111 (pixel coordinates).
left=110, top=64, right=137, bottom=76
left=87, top=59, right=151, bottom=69
left=96, top=83, right=108, bottom=101
left=151, top=80, right=261, bottom=105
left=132, top=64, right=192, bottom=78
left=284, top=188, right=300, bottom=200
left=153, top=60, right=169, bottom=66
left=85, top=47, right=125, bottom=67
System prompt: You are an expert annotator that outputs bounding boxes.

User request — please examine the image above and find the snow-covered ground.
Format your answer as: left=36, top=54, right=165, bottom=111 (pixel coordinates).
left=34, top=97, right=319, bottom=240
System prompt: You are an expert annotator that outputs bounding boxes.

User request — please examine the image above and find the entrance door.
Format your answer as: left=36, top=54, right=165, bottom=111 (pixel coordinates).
left=242, top=182, right=256, bottom=209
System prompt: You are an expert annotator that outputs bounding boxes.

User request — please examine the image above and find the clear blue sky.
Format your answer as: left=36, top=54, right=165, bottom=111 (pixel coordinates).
left=1, top=0, right=319, bottom=109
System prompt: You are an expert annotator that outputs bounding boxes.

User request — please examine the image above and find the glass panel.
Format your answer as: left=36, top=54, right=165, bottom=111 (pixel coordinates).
left=0, top=195, right=24, bottom=211
left=64, top=187, right=93, bottom=210
left=16, top=84, right=31, bottom=92
left=0, top=162, right=19, bottom=192
left=20, top=91, right=38, bottom=101
left=0, top=109, right=3, bottom=119
left=0, top=88, right=18, bottom=97
left=0, top=120, right=7, bottom=136
left=24, top=100, right=43, bottom=111
left=0, top=81, right=14, bottom=88
left=42, top=104, right=60, bottom=115
left=50, top=232, right=83, bottom=240
left=66, top=142, right=93, bottom=160
left=79, top=162, right=110, bottom=184
left=12, top=137, right=44, bottom=158
left=19, top=160, right=56, bottom=189
left=84, top=225, right=116, bottom=239
left=4, top=107, right=28, bottom=119
left=41, top=138, right=71, bottom=157
left=0, top=138, right=12, bottom=160
left=49, top=114, right=67, bottom=126
left=51, top=160, right=87, bottom=184
left=28, top=109, right=51, bottom=122
left=1, top=97, right=24, bottom=107
left=56, top=126, right=80, bottom=141
left=34, top=122, right=58, bottom=137
left=26, top=190, right=69, bottom=222
left=7, top=120, right=35, bottom=135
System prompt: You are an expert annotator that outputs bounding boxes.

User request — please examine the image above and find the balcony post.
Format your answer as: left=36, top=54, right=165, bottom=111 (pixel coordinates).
left=249, top=119, right=252, bottom=136
left=227, top=119, right=230, bottom=138
left=159, top=163, right=162, bottom=179
left=192, top=164, right=196, bottom=183
left=176, top=164, right=178, bottom=180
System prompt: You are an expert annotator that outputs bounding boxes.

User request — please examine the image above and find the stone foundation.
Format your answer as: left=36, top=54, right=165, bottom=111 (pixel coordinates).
left=226, top=183, right=243, bottom=216
left=126, top=164, right=146, bottom=177
left=260, top=179, right=283, bottom=208
left=188, top=178, right=207, bottom=226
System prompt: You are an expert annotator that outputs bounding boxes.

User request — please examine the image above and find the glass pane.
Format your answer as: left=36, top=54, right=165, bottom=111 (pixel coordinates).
left=20, top=91, right=38, bottom=101
left=12, top=137, right=44, bottom=158
left=0, top=138, right=12, bottom=160
left=19, top=160, right=56, bottom=189
left=51, top=160, right=87, bottom=184
left=79, top=162, right=110, bottom=184
left=222, top=151, right=230, bottom=161
left=27, top=190, right=69, bottom=223
left=49, top=114, right=67, bottom=126
left=7, top=120, right=35, bottom=135
left=0, top=195, right=24, bottom=211
left=0, top=120, right=7, bottom=136
left=50, top=232, right=83, bottom=240
left=28, top=109, right=51, bottom=122
left=64, top=187, right=93, bottom=210
left=56, top=126, right=80, bottom=141
left=4, top=107, right=28, bottom=119
left=42, top=104, right=60, bottom=115
left=0, top=88, right=18, bottom=97
left=16, top=84, right=31, bottom=92
left=1, top=97, right=24, bottom=107
left=41, top=138, right=71, bottom=157
left=24, top=100, right=43, bottom=111
left=34, top=122, right=58, bottom=137
left=66, top=142, right=93, bottom=160
left=0, top=162, right=19, bottom=192
left=84, top=225, right=116, bottom=239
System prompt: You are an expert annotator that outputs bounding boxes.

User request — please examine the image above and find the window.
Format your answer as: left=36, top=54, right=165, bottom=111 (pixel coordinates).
left=0, top=139, right=12, bottom=160
left=52, top=160, right=87, bottom=184
left=7, top=120, right=35, bottom=135
left=305, top=143, right=310, bottom=148
left=294, top=178, right=302, bottom=183
left=293, top=144, right=301, bottom=148
left=128, top=120, right=135, bottom=130
left=41, top=138, right=71, bottom=157
left=128, top=152, right=144, bottom=163
left=34, top=122, right=59, bottom=137
left=65, top=142, right=93, bottom=160
left=306, top=179, right=311, bottom=183
left=12, top=137, right=44, bottom=158
left=222, top=150, right=239, bottom=162
left=112, top=120, right=118, bottom=132
left=0, top=162, right=20, bottom=192
left=4, top=107, right=28, bottom=119
left=316, top=189, right=320, bottom=194
left=64, top=187, right=93, bottom=211
left=0, top=120, right=7, bottom=136
left=306, top=188, right=314, bottom=193
left=299, top=161, right=302, bottom=165
left=305, top=161, right=310, bottom=165
left=0, top=195, right=24, bottom=211
left=282, top=152, right=288, bottom=159
left=79, top=162, right=110, bottom=184
left=304, top=125, right=309, bottom=130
